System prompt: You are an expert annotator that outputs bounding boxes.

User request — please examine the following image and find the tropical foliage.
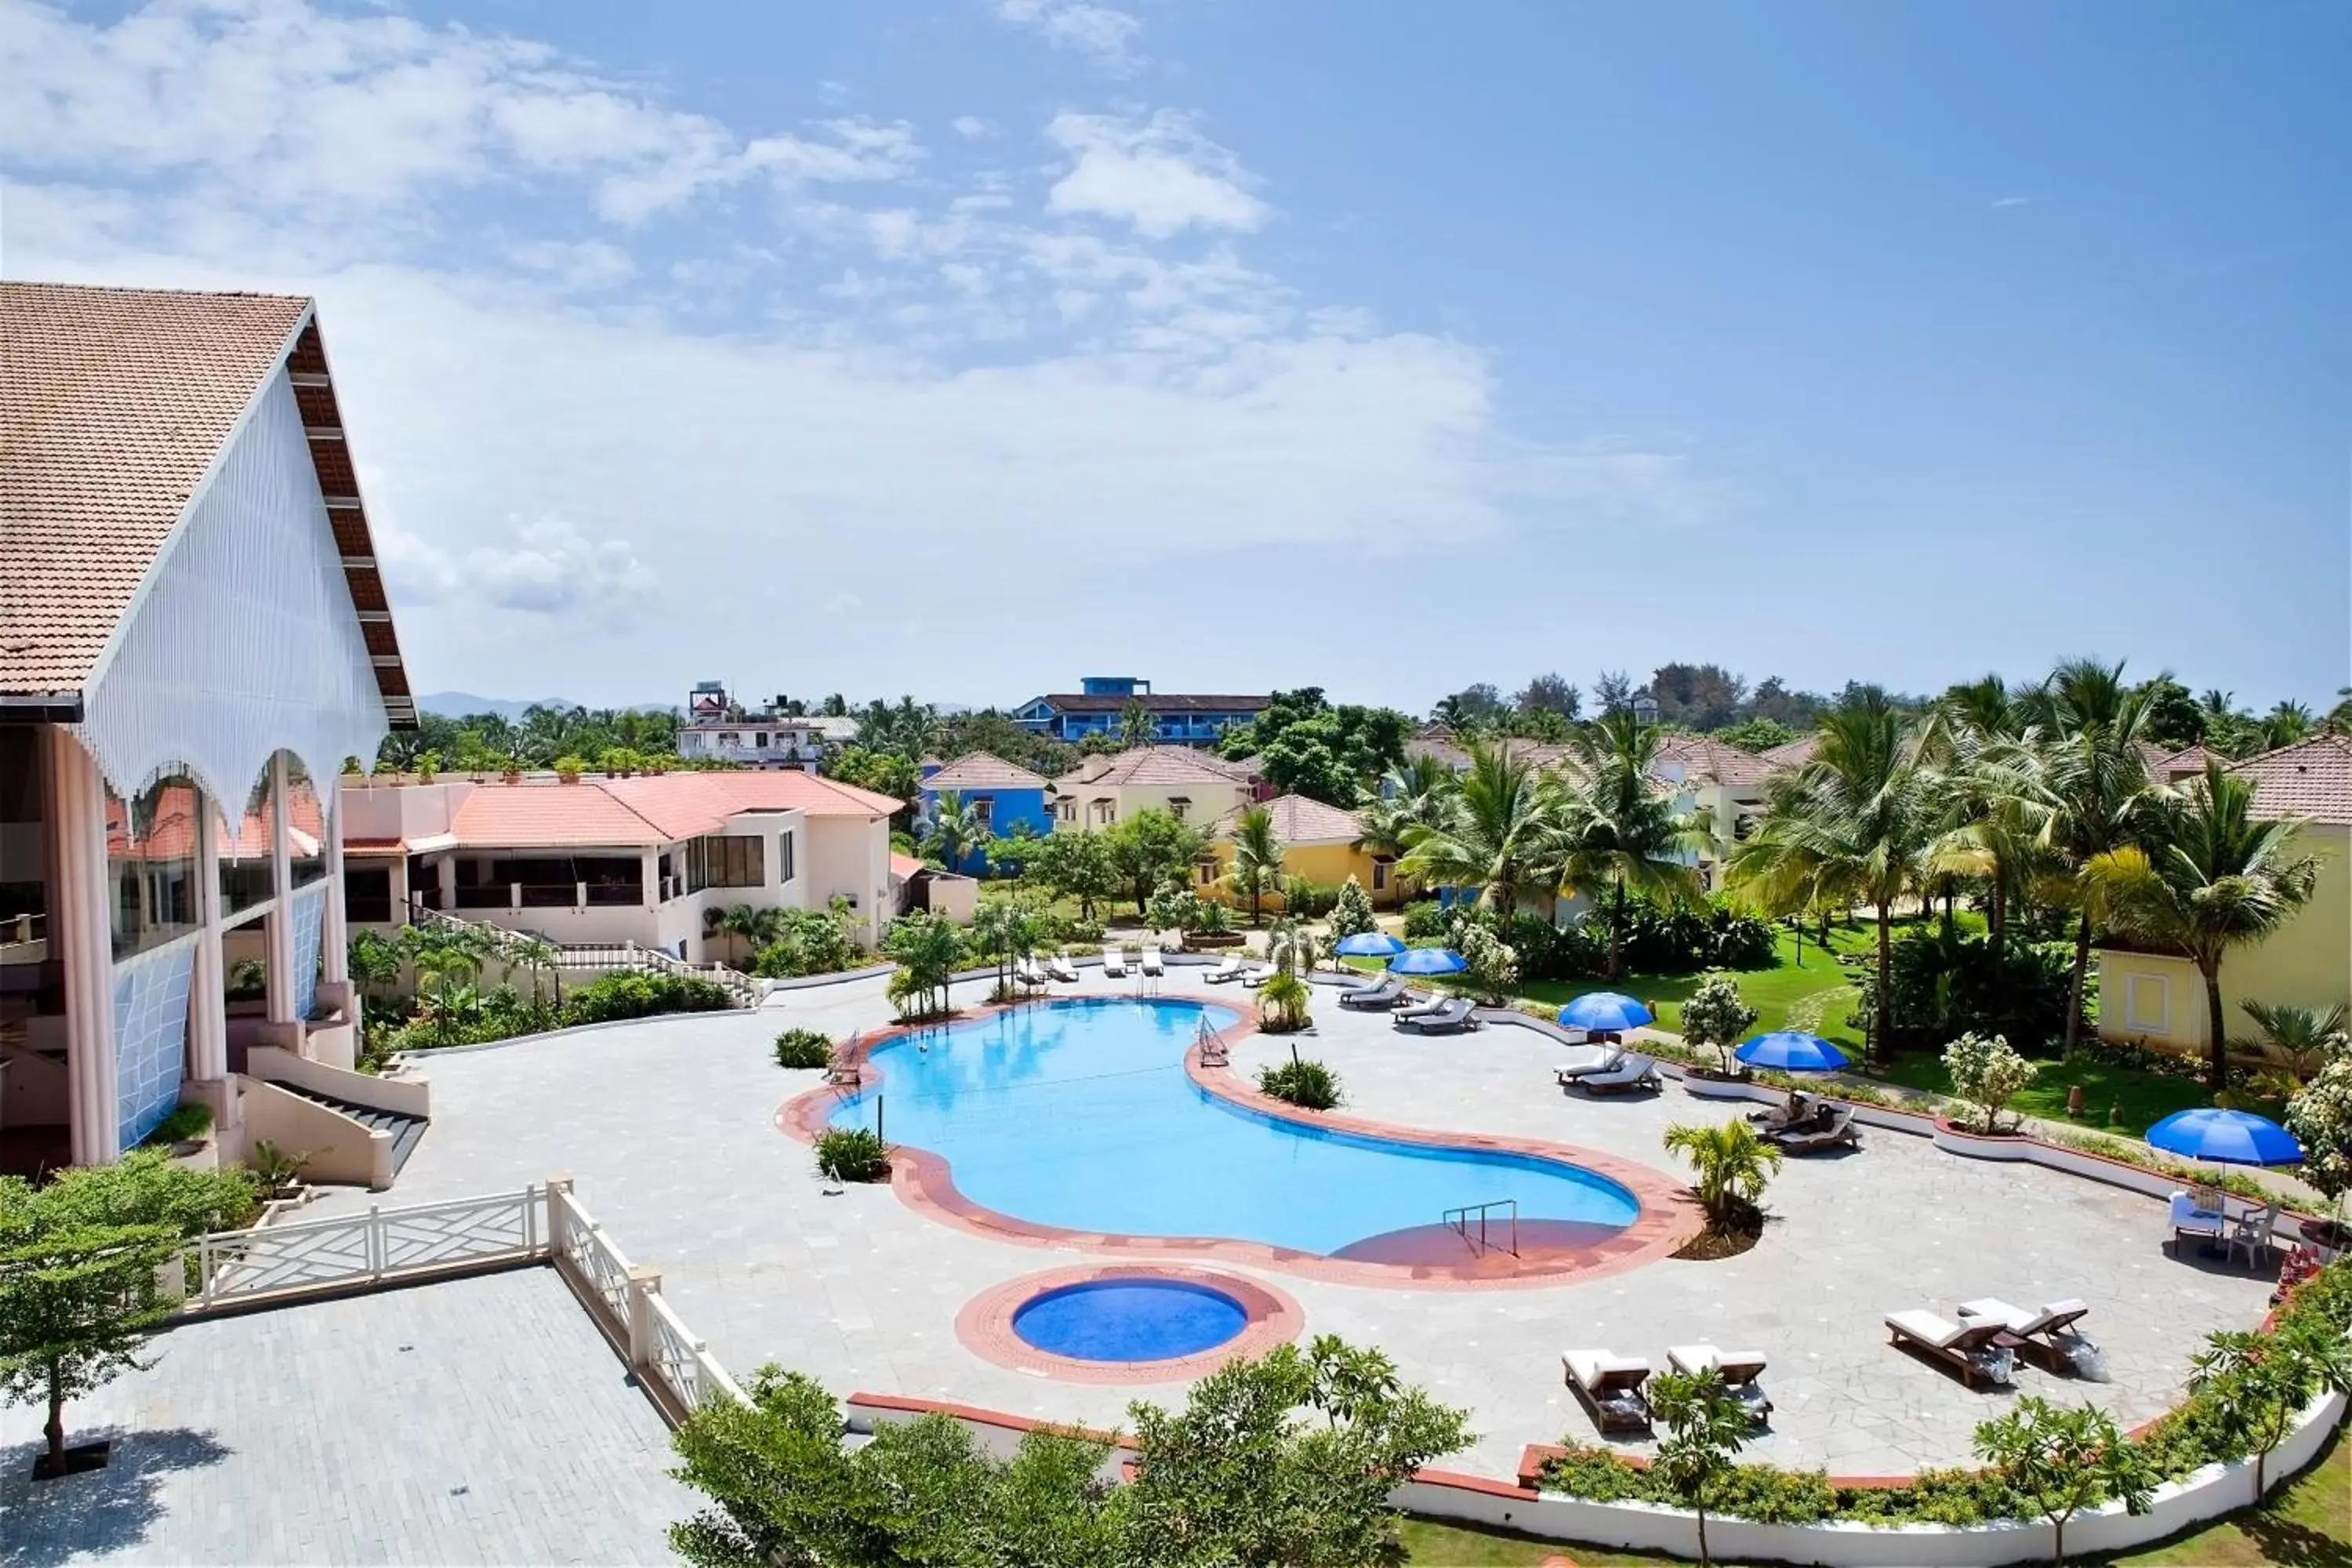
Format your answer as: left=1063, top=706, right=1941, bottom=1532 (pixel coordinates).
left=1326, top=875, right=1376, bottom=939
left=1104, top=810, right=1206, bottom=919
left=1648, top=1369, right=1754, bottom=1568
left=1941, top=1031, right=2038, bottom=1133
left=1223, top=805, right=1283, bottom=925
left=1971, top=1399, right=2152, bottom=1568
left=1661, top=1120, right=1781, bottom=1232
left=1214, top=688, right=1414, bottom=805
left=1678, top=974, right=1759, bottom=1075
left=1258, top=1057, right=1342, bottom=1110
left=883, top=910, right=966, bottom=1020
left=1555, top=707, right=1703, bottom=977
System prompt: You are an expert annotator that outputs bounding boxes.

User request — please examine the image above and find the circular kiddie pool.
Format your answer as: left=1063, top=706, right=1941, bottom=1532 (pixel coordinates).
left=957, top=1265, right=1304, bottom=1383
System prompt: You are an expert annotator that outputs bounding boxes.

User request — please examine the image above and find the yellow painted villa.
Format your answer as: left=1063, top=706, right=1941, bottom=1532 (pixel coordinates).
left=2095, top=735, right=2352, bottom=1054
left=1198, top=793, right=1402, bottom=910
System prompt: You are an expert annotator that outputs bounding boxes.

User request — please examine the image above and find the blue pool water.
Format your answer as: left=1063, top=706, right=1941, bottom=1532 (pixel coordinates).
left=829, top=997, right=1639, bottom=1258
left=1012, top=1279, right=1248, bottom=1362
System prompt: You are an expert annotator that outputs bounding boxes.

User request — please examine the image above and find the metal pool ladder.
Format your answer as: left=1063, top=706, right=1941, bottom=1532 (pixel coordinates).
left=1443, top=1199, right=1519, bottom=1258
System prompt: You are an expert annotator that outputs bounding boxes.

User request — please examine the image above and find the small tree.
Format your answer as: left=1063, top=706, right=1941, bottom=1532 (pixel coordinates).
left=1108, top=810, right=1207, bottom=920
left=1224, top=806, right=1284, bottom=927
left=2189, top=1323, right=2352, bottom=1500
left=1972, top=1397, right=2154, bottom=1568
left=2284, top=1044, right=2352, bottom=1234
left=1454, top=921, right=1519, bottom=1007
left=1257, top=969, right=1313, bottom=1034
left=883, top=911, right=964, bottom=1020
left=1327, top=876, right=1376, bottom=940
left=1646, top=1368, right=1751, bottom=1568
left=1943, top=1031, right=2038, bottom=1133
left=1679, top=974, right=1759, bottom=1076
left=1661, top=1120, right=1781, bottom=1234
left=0, top=1221, right=179, bottom=1475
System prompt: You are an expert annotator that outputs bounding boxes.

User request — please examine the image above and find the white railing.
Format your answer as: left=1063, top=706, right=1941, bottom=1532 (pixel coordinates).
left=179, top=1178, right=744, bottom=1425
left=406, top=902, right=759, bottom=1006
left=192, top=1188, right=542, bottom=1308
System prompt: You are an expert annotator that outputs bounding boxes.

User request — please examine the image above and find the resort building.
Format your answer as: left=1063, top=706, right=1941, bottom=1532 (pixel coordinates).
left=1014, top=676, right=1268, bottom=747
left=2096, top=735, right=2352, bottom=1055
left=915, top=753, right=1052, bottom=874
left=1, top=281, right=412, bottom=1173
left=677, top=681, right=858, bottom=771
left=1048, top=746, right=1257, bottom=830
left=1199, top=794, right=1402, bottom=909
left=339, top=770, right=902, bottom=956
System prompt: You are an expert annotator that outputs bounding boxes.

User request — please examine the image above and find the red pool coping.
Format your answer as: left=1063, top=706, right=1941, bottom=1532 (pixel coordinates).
left=777, top=988, right=1702, bottom=1290
left=955, top=1263, right=1305, bottom=1384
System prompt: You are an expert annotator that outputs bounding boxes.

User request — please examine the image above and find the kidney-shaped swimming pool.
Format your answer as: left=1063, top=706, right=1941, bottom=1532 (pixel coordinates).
left=826, top=997, right=1639, bottom=1261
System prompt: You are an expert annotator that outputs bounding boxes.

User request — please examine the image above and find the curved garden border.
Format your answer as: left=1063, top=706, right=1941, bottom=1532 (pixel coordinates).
left=776, top=989, right=1702, bottom=1289
left=954, top=1263, right=1304, bottom=1385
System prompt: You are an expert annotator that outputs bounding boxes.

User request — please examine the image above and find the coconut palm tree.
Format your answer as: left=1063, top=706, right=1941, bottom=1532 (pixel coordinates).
left=1661, top=1119, right=1782, bottom=1231
left=345, top=928, right=403, bottom=1008
left=2232, top=1000, right=2348, bottom=1099
left=1729, top=691, right=1935, bottom=1060
left=1397, top=742, right=1565, bottom=923
left=2086, top=762, right=2320, bottom=1091
left=924, top=791, right=994, bottom=873
left=1554, top=708, right=1703, bottom=979
left=508, top=933, right=563, bottom=1018
left=2031, top=659, right=2165, bottom=1057
left=1918, top=687, right=2046, bottom=955
left=1116, top=700, right=1157, bottom=750
left=1225, top=805, right=1285, bottom=925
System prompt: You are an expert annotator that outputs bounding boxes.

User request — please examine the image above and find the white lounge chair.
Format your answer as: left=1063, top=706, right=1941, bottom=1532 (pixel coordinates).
left=1885, top=1309, right=2013, bottom=1388
left=1240, top=963, right=1279, bottom=989
left=1568, top=1053, right=1660, bottom=1094
left=1201, top=954, right=1247, bottom=983
left=1957, top=1298, right=2096, bottom=1375
left=1561, top=1349, right=1653, bottom=1433
left=1047, top=953, right=1080, bottom=983
left=1101, top=946, right=1128, bottom=979
left=1015, top=957, right=1046, bottom=987
left=1665, top=1345, right=1772, bottom=1420
left=1552, top=1044, right=1623, bottom=1084
left=1141, top=945, right=1166, bottom=978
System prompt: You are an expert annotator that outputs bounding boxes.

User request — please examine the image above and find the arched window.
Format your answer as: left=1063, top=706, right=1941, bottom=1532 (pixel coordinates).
left=106, top=773, right=201, bottom=958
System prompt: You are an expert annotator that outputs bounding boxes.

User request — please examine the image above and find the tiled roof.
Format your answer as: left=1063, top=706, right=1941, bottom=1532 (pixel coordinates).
left=0, top=281, right=416, bottom=723
left=2151, top=744, right=2218, bottom=782
left=1030, top=691, right=1269, bottom=715
left=1654, top=734, right=1774, bottom=790
left=450, top=772, right=901, bottom=848
left=2226, top=735, right=2352, bottom=826
left=1214, top=793, right=1363, bottom=844
left=889, top=852, right=924, bottom=881
left=1056, top=746, right=1258, bottom=789
left=1759, top=734, right=1820, bottom=769
left=924, top=752, right=1048, bottom=791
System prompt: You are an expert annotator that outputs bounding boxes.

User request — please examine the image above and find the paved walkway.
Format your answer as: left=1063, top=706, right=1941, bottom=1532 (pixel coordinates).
left=0, top=1269, right=694, bottom=1566
left=314, top=969, right=2273, bottom=1482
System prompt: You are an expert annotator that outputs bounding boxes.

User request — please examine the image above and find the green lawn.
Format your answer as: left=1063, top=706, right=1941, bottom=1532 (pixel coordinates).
left=1860, top=1050, right=2264, bottom=1141
left=1395, top=1426, right=2350, bottom=1566
left=1516, top=926, right=1875, bottom=1052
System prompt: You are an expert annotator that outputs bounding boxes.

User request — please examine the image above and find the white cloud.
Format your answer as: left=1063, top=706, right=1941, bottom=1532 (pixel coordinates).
left=991, top=0, right=1142, bottom=67
left=1990, top=195, right=2032, bottom=209
left=376, top=510, right=655, bottom=616
left=950, top=115, right=990, bottom=139
left=1045, top=111, right=1269, bottom=238
left=507, top=239, right=636, bottom=291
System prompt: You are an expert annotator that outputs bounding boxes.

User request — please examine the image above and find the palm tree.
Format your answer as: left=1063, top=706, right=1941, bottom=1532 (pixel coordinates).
left=510, top=933, right=562, bottom=1018
left=1396, top=742, right=1564, bottom=924
left=1729, top=691, right=1934, bottom=1060
left=1918, top=690, right=2045, bottom=955
left=883, top=912, right=964, bottom=1019
left=1116, top=700, right=1157, bottom=750
left=1225, top=805, right=1285, bottom=925
left=2232, top=1000, right=2347, bottom=1099
left=2032, top=659, right=2165, bottom=1056
left=2261, top=701, right=2315, bottom=751
left=1661, top=1119, right=1782, bottom=1231
left=1555, top=709, right=1703, bottom=979
left=971, top=898, right=1022, bottom=996
left=707, top=903, right=779, bottom=967
left=401, top=922, right=489, bottom=1045
left=2086, top=762, right=2320, bottom=1091
left=346, top=928, right=403, bottom=1008
left=924, top=791, right=994, bottom=873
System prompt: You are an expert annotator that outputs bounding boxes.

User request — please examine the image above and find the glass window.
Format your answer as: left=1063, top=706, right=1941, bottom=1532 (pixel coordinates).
left=284, top=760, right=325, bottom=887
left=107, top=775, right=200, bottom=958
left=218, top=775, right=276, bottom=920
left=777, top=830, right=796, bottom=884
left=697, top=833, right=764, bottom=888
left=344, top=866, right=394, bottom=924
left=971, top=797, right=993, bottom=826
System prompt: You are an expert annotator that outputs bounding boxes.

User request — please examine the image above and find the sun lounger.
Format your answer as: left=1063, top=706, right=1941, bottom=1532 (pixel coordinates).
left=1746, top=1091, right=1817, bottom=1132
left=1101, top=946, right=1127, bottom=979
left=1392, top=993, right=1447, bottom=1022
left=1666, top=1345, right=1773, bottom=1420
left=1553, top=1044, right=1624, bottom=1085
left=1202, top=954, right=1247, bottom=984
left=1338, top=976, right=1406, bottom=1011
left=1015, top=957, right=1046, bottom=986
left=1885, top=1309, right=2014, bottom=1388
left=1047, top=954, right=1080, bottom=983
left=1568, top=1052, right=1661, bottom=1094
left=1240, top=963, right=1279, bottom=989
left=1957, top=1298, right=2096, bottom=1375
left=1396, top=996, right=1478, bottom=1034
left=1769, top=1105, right=1858, bottom=1152
left=1142, top=945, right=1166, bottom=977
left=1562, top=1349, right=1653, bottom=1434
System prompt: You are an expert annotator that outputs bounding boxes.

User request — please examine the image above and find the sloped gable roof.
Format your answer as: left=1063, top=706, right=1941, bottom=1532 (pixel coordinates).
left=924, top=752, right=1049, bottom=791
left=2227, top=735, right=2352, bottom=826
left=1214, top=793, right=1364, bottom=844
left=450, top=771, right=902, bottom=848
left=1056, top=746, right=1257, bottom=789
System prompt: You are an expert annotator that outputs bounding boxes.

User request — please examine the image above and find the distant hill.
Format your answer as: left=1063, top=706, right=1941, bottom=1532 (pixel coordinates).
left=417, top=691, right=577, bottom=721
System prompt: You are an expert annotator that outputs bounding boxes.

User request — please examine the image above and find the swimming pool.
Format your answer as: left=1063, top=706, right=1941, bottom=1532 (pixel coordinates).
left=1012, top=1278, right=1249, bottom=1362
left=827, top=997, right=1639, bottom=1260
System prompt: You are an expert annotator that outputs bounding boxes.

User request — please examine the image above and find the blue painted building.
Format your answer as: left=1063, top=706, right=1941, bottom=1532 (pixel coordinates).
left=915, top=753, right=1054, bottom=874
left=1013, top=677, right=1269, bottom=747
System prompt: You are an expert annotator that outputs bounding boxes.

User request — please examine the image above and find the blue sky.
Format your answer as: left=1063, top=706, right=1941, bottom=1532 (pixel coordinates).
left=5, top=0, right=2345, bottom=714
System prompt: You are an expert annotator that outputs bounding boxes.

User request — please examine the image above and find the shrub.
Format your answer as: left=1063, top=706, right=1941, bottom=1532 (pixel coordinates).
left=2285, top=1047, right=2352, bottom=1222
left=564, top=971, right=735, bottom=1025
left=1861, top=930, right=2085, bottom=1053
left=1679, top=975, right=1759, bottom=1075
left=1281, top=877, right=1341, bottom=919
left=1402, top=900, right=1450, bottom=940
left=751, top=907, right=863, bottom=978
left=1258, top=1058, right=1341, bottom=1110
left=139, top=1102, right=216, bottom=1148
left=1146, top=887, right=1205, bottom=934
left=1327, top=877, right=1376, bottom=939
left=773, top=1028, right=833, bottom=1070
left=813, top=1127, right=889, bottom=1182
left=1453, top=920, right=1519, bottom=1006
left=1661, top=1120, right=1780, bottom=1232
left=1257, top=969, right=1313, bottom=1034
left=1943, top=1032, right=2039, bottom=1133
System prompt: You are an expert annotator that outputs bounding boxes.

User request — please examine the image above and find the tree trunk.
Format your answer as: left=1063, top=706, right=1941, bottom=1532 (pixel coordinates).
left=2054, top=1517, right=2066, bottom=1568
left=1873, top=901, right=1893, bottom=1064
left=2204, top=961, right=2230, bottom=1094
left=45, top=1359, right=64, bottom=1466
left=1696, top=1505, right=1710, bottom=1568
left=1608, top=880, right=1625, bottom=980
left=2064, top=909, right=2092, bottom=1057
left=1989, top=876, right=2006, bottom=955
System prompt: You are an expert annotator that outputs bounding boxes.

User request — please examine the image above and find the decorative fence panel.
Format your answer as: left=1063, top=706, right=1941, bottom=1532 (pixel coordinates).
left=194, top=1189, right=543, bottom=1308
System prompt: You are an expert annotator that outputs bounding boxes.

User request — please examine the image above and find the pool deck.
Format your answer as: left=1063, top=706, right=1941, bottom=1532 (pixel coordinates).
left=311, top=967, right=2275, bottom=1481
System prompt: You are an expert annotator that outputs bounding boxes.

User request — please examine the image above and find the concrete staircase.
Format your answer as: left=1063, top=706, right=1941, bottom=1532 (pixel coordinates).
left=273, top=1083, right=430, bottom=1176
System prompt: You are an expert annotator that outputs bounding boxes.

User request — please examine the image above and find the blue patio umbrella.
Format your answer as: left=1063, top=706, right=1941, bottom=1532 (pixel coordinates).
left=1734, top=1031, right=1852, bottom=1073
left=1387, top=946, right=1468, bottom=975
left=1556, top=992, right=1655, bottom=1033
left=1335, top=931, right=1407, bottom=958
left=2144, top=1109, right=2303, bottom=1167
